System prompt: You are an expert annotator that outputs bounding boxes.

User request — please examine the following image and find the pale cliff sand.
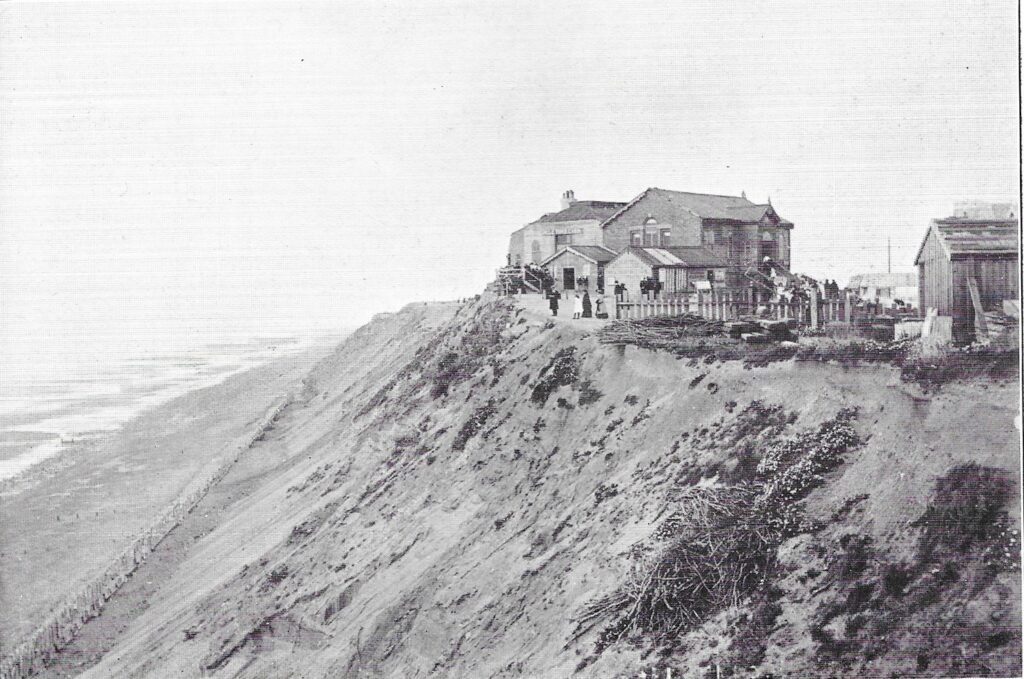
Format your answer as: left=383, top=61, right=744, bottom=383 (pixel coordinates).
left=0, top=341, right=335, bottom=659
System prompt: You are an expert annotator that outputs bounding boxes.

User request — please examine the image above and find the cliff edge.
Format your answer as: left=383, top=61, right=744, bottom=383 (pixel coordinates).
left=67, top=294, right=1020, bottom=678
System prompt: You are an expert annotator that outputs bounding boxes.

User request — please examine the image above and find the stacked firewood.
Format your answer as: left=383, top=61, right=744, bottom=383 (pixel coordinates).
left=597, top=314, right=726, bottom=349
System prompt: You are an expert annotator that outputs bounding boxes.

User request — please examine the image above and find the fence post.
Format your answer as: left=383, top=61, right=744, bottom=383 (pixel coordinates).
left=844, top=292, right=852, bottom=324
left=809, top=287, right=820, bottom=329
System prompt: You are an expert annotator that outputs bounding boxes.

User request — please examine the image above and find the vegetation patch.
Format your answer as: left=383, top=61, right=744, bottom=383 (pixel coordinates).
left=803, top=462, right=1020, bottom=676
left=577, top=408, right=864, bottom=658
left=530, top=347, right=580, bottom=405
left=577, top=380, right=604, bottom=406
left=452, top=400, right=498, bottom=451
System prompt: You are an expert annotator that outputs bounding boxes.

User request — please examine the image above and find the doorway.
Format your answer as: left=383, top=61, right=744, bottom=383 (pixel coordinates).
left=562, top=267, right=576, bottom=290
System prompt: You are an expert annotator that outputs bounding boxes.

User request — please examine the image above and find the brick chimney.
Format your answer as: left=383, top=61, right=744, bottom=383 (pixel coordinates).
left=561, top=189, right=576, bottom=210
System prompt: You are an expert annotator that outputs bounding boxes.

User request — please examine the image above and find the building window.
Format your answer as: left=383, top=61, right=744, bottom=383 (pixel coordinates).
left=630, top=230, right=644, bottom=246
left=644, top=231, right=656, bottom=246
left=659, top=229, right=671, bottom=246
left=761, top=231, right=775, bottom=242
left=705, top=230, right=715, bottom=245
left=554, top=233, right=573, bottom=247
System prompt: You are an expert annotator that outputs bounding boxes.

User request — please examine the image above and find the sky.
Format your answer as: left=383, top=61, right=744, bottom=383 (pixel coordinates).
left=1, top=0, right=1019, bottom=366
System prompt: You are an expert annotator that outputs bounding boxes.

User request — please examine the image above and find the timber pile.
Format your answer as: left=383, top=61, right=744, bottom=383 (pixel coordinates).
left=598, top=315, right=799, bottom=352
left=982, top=310, right=1019, bottom=347
left=598, top=314, right=726, bottom=350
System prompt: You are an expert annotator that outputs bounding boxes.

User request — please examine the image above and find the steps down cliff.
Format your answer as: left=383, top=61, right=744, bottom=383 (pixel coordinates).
left=77, top=294, right=1020, bottom=678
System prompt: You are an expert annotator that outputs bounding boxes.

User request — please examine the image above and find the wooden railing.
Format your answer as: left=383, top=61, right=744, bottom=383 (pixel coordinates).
left=614, top=289, right=856, bottom=327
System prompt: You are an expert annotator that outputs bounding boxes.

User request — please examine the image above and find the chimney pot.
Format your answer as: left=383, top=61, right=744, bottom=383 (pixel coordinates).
left=561, top=189, right=576, bottom=210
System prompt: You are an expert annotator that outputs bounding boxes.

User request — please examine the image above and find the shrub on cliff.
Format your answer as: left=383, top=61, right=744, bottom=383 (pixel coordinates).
left=530, top=347, right=580, bottom=405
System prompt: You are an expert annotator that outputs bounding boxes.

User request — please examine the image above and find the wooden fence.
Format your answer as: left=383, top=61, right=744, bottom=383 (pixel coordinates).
left=614, top=289, right=854, bottom=327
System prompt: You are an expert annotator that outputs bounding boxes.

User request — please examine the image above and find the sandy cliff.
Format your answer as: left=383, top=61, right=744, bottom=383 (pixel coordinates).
left=60, top=294, right=1020, bottom=678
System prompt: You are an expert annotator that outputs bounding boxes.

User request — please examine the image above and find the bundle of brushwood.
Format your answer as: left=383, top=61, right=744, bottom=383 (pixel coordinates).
left=598, top=314, right=726, bottom=350
left=574, top=485, right=778, bottom=642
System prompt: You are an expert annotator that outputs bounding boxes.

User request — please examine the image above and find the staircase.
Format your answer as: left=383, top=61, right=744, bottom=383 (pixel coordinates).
left=496, top=266, right=546, bottom=295
left=743, top=266, right=777, bottom=296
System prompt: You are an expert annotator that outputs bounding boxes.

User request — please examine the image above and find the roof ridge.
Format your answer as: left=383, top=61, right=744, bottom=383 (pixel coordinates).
left=600, top=187, right=656, bottom=228
left=651, top=187, right=754, bottom=201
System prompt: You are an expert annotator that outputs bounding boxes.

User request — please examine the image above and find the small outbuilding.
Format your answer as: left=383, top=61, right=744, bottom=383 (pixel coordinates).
left=914, top=216, right=1020, bottom=342
left=541, top=245, right=617, bottom=293
left=605, top=246, right=728, bottom=299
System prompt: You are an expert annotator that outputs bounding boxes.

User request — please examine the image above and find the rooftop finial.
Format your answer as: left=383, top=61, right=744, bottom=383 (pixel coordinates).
left=741, top=190, right=746, bottom=199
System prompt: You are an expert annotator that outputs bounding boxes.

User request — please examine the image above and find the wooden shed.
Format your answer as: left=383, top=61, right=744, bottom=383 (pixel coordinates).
left=605, top=246, right=728, bottom=299
left=541, top=245, right=616, bottom=293
left=914, top=217, right=1020, bottom=342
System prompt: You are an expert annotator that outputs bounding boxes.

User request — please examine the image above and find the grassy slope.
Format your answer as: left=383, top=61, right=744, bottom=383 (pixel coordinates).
left=82, top=294, right=1020, bottom=678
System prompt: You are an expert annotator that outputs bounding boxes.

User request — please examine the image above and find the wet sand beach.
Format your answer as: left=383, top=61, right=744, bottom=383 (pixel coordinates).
left=0, top=342, right=334, bottom=657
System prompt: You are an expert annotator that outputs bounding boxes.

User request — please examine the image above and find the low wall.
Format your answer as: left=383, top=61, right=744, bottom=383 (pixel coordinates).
left=0, top=397, right=292, bottom=679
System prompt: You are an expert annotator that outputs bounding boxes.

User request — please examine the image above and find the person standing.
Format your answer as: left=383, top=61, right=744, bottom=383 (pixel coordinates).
left=594, top=295, right=607, bottom=319
left=573, top=293, right=583, bottom=319
left=548, top=291, right=559, bottom=316
left=582, top=291, right=592, bottom=318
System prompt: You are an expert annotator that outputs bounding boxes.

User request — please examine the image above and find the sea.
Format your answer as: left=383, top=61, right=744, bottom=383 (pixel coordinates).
left=0, top=331, right=337, bottom=489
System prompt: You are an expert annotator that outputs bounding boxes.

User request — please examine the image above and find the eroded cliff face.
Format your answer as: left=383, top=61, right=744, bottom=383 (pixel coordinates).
left=82, top=294, right=1021, bottom=678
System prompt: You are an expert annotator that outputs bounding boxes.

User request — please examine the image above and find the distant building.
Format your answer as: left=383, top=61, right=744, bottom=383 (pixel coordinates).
left=914, top=215, right=1020, bottom=342
left=599, top=188, right=793, bottom=288
left=507, top=190, right=625, bottom=266
left=540, top=245, right=616, bottom=294
left=507, top=188, right=794, bottom=296
left=846, top=272, right=918, bottom=308
left=604, top=246, right=728, bottom=297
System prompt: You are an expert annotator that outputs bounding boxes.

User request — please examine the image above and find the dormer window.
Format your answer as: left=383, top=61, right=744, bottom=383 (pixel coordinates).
left=659, top=229, right=671, bottom=246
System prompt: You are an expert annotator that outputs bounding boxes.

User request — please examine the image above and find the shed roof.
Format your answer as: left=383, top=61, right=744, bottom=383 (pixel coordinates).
left=914, top=219, right=1020, bottom=264
left=615, top=246, right=727, bottom=269
left=601, top=188, right=793, bottom=228
left=541, top=245, right=617, bottom=266
left=530, top=200, right=627, bottom=224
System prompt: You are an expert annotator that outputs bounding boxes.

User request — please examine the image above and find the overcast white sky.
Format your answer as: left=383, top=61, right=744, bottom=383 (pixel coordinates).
left=1, top=1, right=1019, bottom=362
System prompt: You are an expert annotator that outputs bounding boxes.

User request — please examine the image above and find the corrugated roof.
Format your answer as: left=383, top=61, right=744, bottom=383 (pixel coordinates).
left=601, top=188, right=793, bottom=227
left=620, top=246, right=727, bottom=268
left=540, top=245, right=617, bottom=266
left=531, top=200, right=627, bottom=224
left=914, top=218, right=1020, bottom=263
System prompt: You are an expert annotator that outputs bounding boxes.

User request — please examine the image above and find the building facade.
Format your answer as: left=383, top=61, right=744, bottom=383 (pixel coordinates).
left=605, top=246, right=728, bottom=298
left=507, top=190, right=625, bottom=266
left=540, top=245, right=616, bottom=293
left=599, top=188, right=793, bottom=288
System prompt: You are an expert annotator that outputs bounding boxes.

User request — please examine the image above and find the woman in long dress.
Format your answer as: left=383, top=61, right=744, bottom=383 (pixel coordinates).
left=573, top=293, right=583, bottom=319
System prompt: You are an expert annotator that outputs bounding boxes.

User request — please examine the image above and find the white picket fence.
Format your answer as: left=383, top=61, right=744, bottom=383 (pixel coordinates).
left=614, top=290, right=854, bottom=327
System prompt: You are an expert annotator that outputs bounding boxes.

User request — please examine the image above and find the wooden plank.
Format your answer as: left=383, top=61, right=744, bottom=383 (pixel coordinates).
left=967, top=276, right=987, bottom=335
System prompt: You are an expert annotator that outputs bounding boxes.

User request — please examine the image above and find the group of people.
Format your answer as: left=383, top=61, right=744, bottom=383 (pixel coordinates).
left=546, top=289, right=608, bottom=319
left=822, top=279, right=842, bottom=298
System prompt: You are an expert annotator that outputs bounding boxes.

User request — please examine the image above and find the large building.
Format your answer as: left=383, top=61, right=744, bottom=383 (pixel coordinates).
left=507, top=190, right=625, bottom=266
left=914, top=215, right=1020, bottom=342
left=507, top=188, right=794, bottom=292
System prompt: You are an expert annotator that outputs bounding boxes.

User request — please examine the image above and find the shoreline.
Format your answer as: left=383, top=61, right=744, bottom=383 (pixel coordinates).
left=0, top=339, right=337, bottom=667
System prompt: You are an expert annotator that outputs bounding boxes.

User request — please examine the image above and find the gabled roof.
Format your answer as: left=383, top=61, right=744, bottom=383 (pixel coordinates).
left=601, top=188, right=793, bottom=228
left=530, top=200, right=627, bottom=224
left=541, top=245, right=617, bottom=266
left=914, top=218, right=1020, bottom=264
left=614, top=246, right=727, bottom=269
